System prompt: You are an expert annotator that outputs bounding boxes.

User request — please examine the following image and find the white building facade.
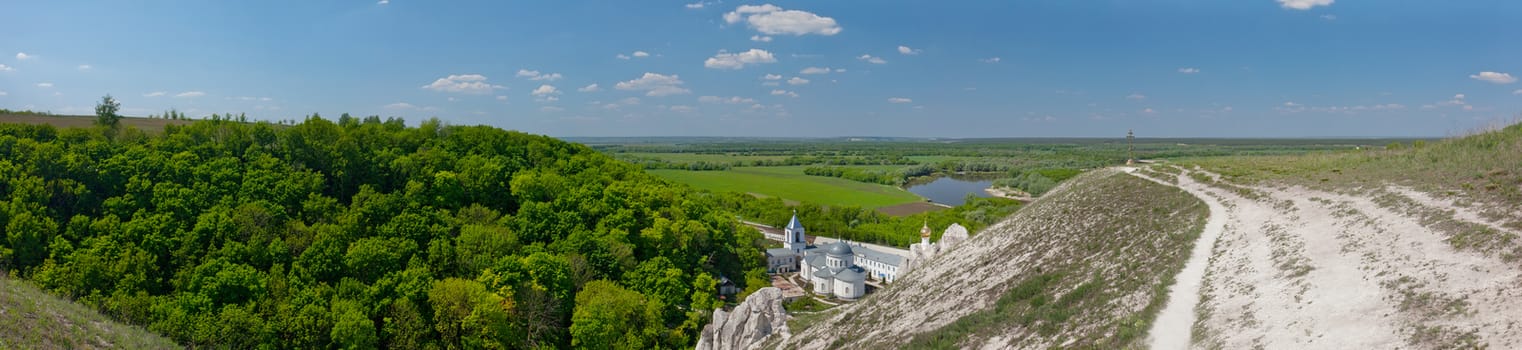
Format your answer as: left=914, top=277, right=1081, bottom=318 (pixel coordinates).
left=765, top=213, right=910, bottom=298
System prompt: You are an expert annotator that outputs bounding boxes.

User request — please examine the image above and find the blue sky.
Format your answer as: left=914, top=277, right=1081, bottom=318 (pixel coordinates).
left=2, top=0, right=1519, bottom=137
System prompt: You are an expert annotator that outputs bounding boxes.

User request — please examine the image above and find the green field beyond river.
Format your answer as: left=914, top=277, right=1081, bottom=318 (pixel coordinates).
left=648, top=166, right=923, bottom=208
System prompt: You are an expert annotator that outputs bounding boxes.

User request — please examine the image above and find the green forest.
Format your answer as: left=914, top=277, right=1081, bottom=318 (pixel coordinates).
left=0, top=112, right=770, bottom=349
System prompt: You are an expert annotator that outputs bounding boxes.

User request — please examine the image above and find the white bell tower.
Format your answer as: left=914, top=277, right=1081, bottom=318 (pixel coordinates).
left=784, top=211, right=806, bottom=253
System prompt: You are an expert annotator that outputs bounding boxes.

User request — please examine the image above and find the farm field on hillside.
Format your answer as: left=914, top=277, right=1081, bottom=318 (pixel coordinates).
left=0, top=114, right=192, bottom=132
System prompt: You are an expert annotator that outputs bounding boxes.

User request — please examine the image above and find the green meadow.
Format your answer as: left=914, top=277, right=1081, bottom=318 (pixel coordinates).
left=649, top=166, right=925, bottom=208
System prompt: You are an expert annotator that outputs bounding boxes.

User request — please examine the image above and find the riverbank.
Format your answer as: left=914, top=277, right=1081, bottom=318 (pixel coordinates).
left=984, top=186, right=1033, bottom=202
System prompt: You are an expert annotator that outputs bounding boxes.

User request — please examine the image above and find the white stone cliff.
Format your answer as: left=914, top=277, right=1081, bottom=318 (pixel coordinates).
left=695, top=287, right=790, bottom=350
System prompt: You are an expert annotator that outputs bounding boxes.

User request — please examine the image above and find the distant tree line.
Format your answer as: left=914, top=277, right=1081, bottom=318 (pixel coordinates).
left=803, top=166, right=906, bottom=185
left=0, top=108, right=59, bottom=116
left=617, top=154, right=918, bottom=171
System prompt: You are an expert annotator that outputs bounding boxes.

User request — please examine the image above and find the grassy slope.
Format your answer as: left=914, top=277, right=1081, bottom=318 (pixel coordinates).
left=774, top=169, right=1207, bottom=349
left=649, top=166, right=924, bottom=208
left=1185, top=122, right=1522, bottom=232
left=0, top=274, right=179, bottom=350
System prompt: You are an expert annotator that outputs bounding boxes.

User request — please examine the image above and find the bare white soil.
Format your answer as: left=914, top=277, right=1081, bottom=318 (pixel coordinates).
left=1132, top=168, right=1522, bottom=349
left=1127, top=168, right=1227, bottom=350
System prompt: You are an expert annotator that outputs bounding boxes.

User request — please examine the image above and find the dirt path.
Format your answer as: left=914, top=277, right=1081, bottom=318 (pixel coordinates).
left=1125, top=167, right=1227, bottom=350
left=1127, top=167, right=1522, bottom=349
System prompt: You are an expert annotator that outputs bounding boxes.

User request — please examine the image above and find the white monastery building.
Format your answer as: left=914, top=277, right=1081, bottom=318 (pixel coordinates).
left=764, top=213, right=966, bottom=299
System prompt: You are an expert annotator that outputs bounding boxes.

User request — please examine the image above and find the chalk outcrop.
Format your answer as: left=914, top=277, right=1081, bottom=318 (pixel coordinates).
left=903, top=223, right=971, bottom=274
left=939, top=223, right=969, bottom=248
left=695, top=287, right=790, bottom=350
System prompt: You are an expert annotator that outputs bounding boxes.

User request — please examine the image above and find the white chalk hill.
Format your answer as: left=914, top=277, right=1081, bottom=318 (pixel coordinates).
left=763, top=169, right=1208, bottom=349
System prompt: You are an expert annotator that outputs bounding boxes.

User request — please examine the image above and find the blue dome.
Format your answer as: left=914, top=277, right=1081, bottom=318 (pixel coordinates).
left=826, top=241, right=853, bottom=256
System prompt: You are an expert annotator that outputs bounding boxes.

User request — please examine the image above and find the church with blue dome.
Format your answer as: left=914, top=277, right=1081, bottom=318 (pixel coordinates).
left=763, top=212, right=908, bottom=300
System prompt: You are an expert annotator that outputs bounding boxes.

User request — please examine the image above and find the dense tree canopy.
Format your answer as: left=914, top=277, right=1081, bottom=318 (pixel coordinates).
left=0, top=116, right=767, bottom=348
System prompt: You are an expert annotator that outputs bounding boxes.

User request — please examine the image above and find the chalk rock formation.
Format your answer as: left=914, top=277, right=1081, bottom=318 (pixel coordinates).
left=904, top=223, right=970, bottom=274
left=695, top=287, right=790, bottom=350
left=940, top=223, right=969, bottom=248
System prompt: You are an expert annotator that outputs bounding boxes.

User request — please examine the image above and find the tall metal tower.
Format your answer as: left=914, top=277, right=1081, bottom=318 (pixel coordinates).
left=1126, top=129, right=1135, bottom=165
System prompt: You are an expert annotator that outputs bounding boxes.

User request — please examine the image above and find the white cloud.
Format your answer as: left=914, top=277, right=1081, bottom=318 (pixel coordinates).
left=540, top=106, right=564, bottom=112
left=1278, top=0, right=1334, bottom=10
left=770, top=89, right=798, bottom=97
left=617, top=51, right=652, bottom=60
left=77, top=64, right=92, bottom=71
left=1142, top=108, right=1157, bottom=114
left=1126, top=93, right=1146, bottom=100
left=384, top=102, right=416, bottom=110
left=143, top=91, right=166, bottom=97
left=761, top=81, right=780, bottom=87
left=496, top=95, right=508, bottom=101
left=799, top=67, right=832, bottom=75
left=897, top=45, right=921, bottom=55
left=578, top=84, right=601, bottom=92
left=378, top=0, right=389, bottom=4
left=887, top=97, right=912, bottom=104
left=857, top=54, right=887, bottom=64
left=422, top=74, right=501, bottom=94
left=15, top=52, right=34, bottom=61
left=0, top=91, right=6, bottom=96
left=1470, top=71, right=1517, bottom=84
left=699, top=96, right=757, bottom=104
left=531, top=85, right=561, bottom=102
left=36, top=82, right=53, bottom=88
left=669, top=105, right=696, bottom=113
left=705, top=49, right=778, bottom=69
left=517, top=69, right=562, bottom=81
left=685, top=2, right=705, bottom=9
left=1321, top=14, right=1337, bottom=20
left=0, top=64, right=14, bottom=72
left=1177, top=67, right=1200, bottom=74
left=1513, top=89, right=1522, bottom=95
left=979, top=57, right=1001, bottom=63
left=615, top=73, right=691, bottom=96
left=763, top=74, right=783, bottom=80
left=176, top=91, right=205, bottom=98
left=750, top=35, right=773, bottom=42
left=723, top=4, right=841, bottom=36
left=787, top=77, right=809, bottom=85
